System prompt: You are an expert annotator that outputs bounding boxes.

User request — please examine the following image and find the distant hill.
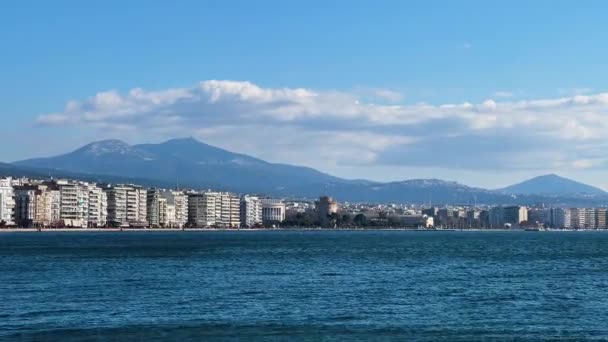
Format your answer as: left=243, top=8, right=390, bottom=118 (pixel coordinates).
left=13, top=138, right=346, bottom=194
left=499, top=174, right=607, bottom=196
left=10, top=138, right=608, bottom=206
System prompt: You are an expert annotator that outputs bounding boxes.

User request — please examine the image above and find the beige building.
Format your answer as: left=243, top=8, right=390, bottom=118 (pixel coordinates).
left=14, top=184, right=60, bottom=227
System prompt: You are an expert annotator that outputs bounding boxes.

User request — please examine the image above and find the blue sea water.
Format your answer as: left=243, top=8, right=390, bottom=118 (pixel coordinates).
left=1, top=230, right=608, bottom=341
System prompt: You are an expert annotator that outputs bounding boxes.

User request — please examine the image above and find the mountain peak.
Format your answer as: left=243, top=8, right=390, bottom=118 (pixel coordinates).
left=500, top=174, right=606, bottom=196
left=78, top=139, right=133, bottom=155
left=164, top=137, right=200, bottom=144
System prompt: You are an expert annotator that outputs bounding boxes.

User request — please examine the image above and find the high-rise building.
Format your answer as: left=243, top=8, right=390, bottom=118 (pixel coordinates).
left=583, top=208, right=596, bottom=229
left=527, top=208, right=548, bottom=226
left=55, top=180, right=90, bottom=228
left=596, top=208, right=607, bottom=229
left=13, top=184, right=60, bottom=228
left=104, top=184, right=147, bottom=227
left=161, top=190, right=188, bottom=228
left=241, top=195, right=263, bottom=227
left=188, top=192, right=240, bottom=228
left=147, top=189, right=162, bottom=227
left=0, top=178, right=15, bottom=226
left=88, top=184, right=107, bottom=227
left=146, top=189, right=187, bottom=228
left=488, top=206, right=527, bottom=227
left=14, top=187, right=36, bottom=227
left=488, top=207, right=504, bottom=227
left=549, top=208, right=566, bottom=228
left=127, top=186, right=147, bottom=226
left=104, top=185, right=128, bottom=227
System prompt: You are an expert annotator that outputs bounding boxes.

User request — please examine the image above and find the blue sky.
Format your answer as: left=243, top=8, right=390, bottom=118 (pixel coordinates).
left=2, top=0, right=608, bottom=189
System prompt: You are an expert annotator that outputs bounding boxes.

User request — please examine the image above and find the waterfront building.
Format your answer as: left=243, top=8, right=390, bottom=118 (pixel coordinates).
left=55, top=180, right=90, bottom=228
left=422, top=207, right=438, bottom=218
left=527, top=208, right=548, bottom=226
left=161, top=190, right=188, bottom=228
left=88, top=184, right=107, bottom=227
left=596, top=208, right=607, bottom=229
left=466, top=209, right=481, bottom=228
left=394, top=214, right=433, bottom=228
left=0, top=178, right=15, bottom=226
left=261, top=198, right=286, bottom=225
left=104, top=184, right=147, bottom=227
left=437, top=208, right=451, bottom=226
left=504, top=206, right=528, bottom=226
left=488, top=207, right=503, bottom=227
left=13, top=184, right=60, bottom=227
left=479, top=210, right=490, bottom=228
left=315, top=196, right=338, bottom=222
left=549, top=208, right=566, bottom=228
left=146, top=189, right=162, bottom=227
left=127, top=186, right=147, bottom=227
left=563, top=208, right=575, bottom=229
left=220, top=192, right=241, bottom=228
left=13, top=187, right=36, bottom=227
left=188, top=193, right=215, bottom=227
left=241, top=195, right=263, bottom=227
left=104, top=185, right=128, bottom=227
left=188, top=192, right=241, bottom=228
left=583, top=208, right=596, bottom=229
left=148, top=190, right=187, bottom=228
left=488, top=206, right=527, bottom=228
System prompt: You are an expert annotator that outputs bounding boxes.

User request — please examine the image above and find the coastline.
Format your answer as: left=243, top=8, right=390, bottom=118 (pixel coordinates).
left=0, top=227, right=595, bottom=233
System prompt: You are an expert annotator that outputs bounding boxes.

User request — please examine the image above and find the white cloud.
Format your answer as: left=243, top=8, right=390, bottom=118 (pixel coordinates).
left=35, top=80, right=608, bottom=174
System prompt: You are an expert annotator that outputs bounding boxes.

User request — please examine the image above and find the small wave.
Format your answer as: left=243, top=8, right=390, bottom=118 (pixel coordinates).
left=320, top=272, right=343, bottom=277
left=16, top=309, right=80, bottom=318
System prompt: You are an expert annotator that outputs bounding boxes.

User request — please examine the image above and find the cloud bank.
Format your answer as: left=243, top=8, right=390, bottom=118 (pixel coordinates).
left=36, top=80, right=608, bottom=174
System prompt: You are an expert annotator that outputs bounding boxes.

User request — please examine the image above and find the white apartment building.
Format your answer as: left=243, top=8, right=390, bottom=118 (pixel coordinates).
left=188, top=192, right=240, bottom=228
left=88, top=184, right=107, bottom=227
left=240, top=195, right=263, bottom=227
left=127, top=186, right=147, bottom=226
left=161, top=190, right=188, bottom=228
left=105, top=184, right=147, bottom=227
left=56, top=180, right=89, bottom=228
left=0, top=178, right=15, bottom=226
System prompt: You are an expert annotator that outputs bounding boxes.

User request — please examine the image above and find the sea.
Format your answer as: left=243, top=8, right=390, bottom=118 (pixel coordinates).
left=2, top=230, right=608, bottom=341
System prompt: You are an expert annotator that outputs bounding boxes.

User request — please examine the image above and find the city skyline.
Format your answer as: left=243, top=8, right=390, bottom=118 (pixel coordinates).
left=3, top=1, right=608, bottom=189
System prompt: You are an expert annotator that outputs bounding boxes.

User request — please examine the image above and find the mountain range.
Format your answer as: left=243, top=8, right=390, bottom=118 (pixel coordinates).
left=7, top=137, right=608, bottom=206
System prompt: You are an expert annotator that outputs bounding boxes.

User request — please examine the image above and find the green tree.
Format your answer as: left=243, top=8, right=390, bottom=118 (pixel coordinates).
left=353, top=214, right=367, bottom=227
